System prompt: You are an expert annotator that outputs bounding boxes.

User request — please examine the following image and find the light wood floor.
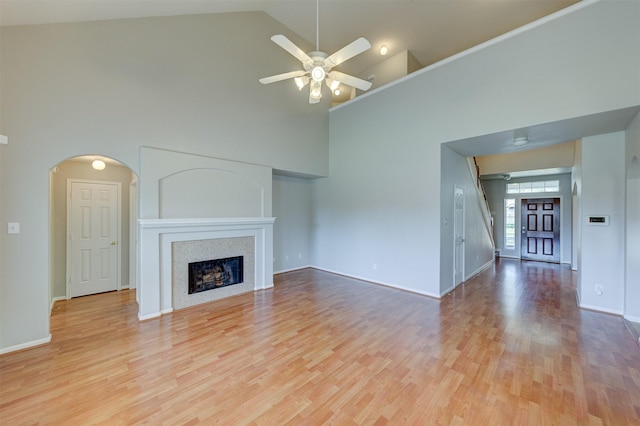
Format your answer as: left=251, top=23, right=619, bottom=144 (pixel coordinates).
left=1, top=259, right=639, bottom=425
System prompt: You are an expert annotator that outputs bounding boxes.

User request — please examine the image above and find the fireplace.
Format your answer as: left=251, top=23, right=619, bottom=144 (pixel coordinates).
left=188, top=256, right=244, bottom=294
left=170, top=234, right=258, bottom=311
left=138, top=217, right=275, bottom=319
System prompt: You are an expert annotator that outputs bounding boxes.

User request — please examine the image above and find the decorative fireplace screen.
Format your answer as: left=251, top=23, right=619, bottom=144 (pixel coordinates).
left=188, top=256, right=244, bottom=294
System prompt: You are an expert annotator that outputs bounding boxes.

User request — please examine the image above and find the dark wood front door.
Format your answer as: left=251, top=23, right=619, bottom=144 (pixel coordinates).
left=521, top=198, right=560, bottom=263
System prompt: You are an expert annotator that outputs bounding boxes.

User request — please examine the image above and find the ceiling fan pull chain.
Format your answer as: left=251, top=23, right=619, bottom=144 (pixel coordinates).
left=316, top=0, right=320, bottom=51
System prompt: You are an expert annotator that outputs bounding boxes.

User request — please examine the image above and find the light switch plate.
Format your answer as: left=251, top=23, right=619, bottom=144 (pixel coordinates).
left=8, top=222, right=20, bottom=234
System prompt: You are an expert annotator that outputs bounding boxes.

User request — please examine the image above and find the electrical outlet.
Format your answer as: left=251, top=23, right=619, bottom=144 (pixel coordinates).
left=7, top=222, right=20, bottom=234
left=372, top=263, right=377, bottom=271
left=298, top=253, right=302, bottom=259
left=595, top=285, right=603, bottom=296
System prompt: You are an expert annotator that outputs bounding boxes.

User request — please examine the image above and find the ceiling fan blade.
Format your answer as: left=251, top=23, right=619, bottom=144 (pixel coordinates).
left=325, top=37, right=371, bottom=68
left=329, top=70, right=372, bottom=91
left=259, top=70, right=306, bottom=85
left=271, top=35, right=313, bottom=67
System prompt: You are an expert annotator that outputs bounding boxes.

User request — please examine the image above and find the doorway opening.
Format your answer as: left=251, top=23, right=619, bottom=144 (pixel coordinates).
left=50, top=155, right=138, bottom=307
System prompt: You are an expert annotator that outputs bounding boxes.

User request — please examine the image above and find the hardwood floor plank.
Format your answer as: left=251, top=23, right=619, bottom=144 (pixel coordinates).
left=1, top=259, right=639, bottom=424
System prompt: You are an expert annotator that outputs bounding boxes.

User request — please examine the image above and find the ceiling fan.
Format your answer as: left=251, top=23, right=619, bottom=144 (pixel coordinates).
left=259, top=0, right=373, bottom=104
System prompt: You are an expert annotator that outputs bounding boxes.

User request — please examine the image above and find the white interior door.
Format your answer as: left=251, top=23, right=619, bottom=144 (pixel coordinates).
left=454, top=186, right=465, bottom=287
left=68, top=180, right=120, bottom=298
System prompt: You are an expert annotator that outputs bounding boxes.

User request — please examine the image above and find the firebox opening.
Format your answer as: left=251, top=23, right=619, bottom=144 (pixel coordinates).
left=188, top=256, right=244, bottom=294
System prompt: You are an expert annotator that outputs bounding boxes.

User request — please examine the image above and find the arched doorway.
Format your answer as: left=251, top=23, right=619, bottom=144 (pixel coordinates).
left=49, top=155, right=138, bottom=305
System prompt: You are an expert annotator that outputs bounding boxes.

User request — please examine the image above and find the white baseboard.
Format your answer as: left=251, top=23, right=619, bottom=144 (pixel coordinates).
left=439, top=259, right=494, bottom=298
left=0, top=334, right=52, bottom=355
left=274, top=265, right=312, bottom=275
left=138, top=312, right=162, bottom=321
left=50, top=296, right=66, bottom=314
left=464, top=259, right=494, bottom=282
left=308, top=265, right=441, bottom=299
left=579, top=303, right=623, bottom=316
left=440, top=284, right=455, bottom=296
left=624, top=314, right=640, bottom=323
left=498, top=254, right=520, bottom=260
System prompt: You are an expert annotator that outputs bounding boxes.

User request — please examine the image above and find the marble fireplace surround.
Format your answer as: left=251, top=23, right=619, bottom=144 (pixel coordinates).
left=138, top=217, right=275, bottom=320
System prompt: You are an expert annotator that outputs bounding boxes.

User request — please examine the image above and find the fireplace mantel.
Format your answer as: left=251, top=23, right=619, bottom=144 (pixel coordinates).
left=140, top=217, right=276, bottom=229
left=138, top=217, right=275, bottom=320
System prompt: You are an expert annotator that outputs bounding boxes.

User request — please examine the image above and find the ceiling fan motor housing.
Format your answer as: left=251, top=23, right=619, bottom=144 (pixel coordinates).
left=306, top=51, right=329, bottom=82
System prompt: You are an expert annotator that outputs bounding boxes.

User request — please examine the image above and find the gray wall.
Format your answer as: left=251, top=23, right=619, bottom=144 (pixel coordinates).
left=313, top=0, right=639, bottom=299
left=0, top=12, right=328, bottom=351
left=272, top=174, right=314, bottom=273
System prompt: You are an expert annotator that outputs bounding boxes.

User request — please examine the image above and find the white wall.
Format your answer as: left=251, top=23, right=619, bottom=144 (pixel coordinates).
left=314, top=0, right=639, bottom=299
left=579, top=132, right=626, bottom=314
left=272, top=174, right=313, bottom=273
left=625, top=112, right=640, bottom=322
left=0, top=12, right=328, bottom=352
left=139, top=147, right=273, bottom=219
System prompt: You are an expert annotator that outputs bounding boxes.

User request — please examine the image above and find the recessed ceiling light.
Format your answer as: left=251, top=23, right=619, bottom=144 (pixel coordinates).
left=380, top=45, right=388, bottom=56
left=92, top=159, right=106, bottom=170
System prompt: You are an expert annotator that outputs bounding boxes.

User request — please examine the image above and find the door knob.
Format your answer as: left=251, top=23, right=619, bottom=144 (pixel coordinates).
left=110, top=241, right=117, bottom=245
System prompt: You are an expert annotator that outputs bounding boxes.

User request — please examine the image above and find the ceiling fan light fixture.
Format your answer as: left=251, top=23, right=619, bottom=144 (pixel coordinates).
left=310, top=81, right=322, bottom=99
left=294, top=76, right=310, bottom=90
left=329, top=79, right=340, bottom=92
left=311, top=66, right=325, bottom=82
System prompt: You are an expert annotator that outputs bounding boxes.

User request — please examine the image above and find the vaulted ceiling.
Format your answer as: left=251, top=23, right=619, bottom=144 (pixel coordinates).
left=0, top=0, right=581, bottom=78
left=5, top=0, right=636, bottom=164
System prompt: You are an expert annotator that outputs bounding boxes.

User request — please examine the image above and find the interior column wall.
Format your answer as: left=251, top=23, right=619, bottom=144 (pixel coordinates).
left=579, top=132, right=626, bottom=314
left=625, top=112, right=640, bottom=322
